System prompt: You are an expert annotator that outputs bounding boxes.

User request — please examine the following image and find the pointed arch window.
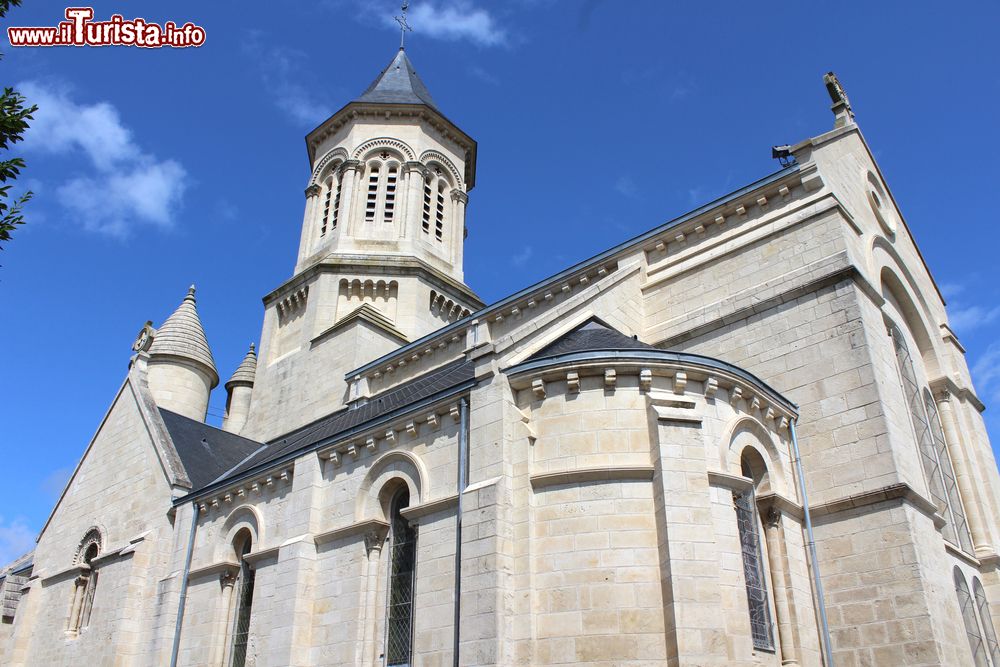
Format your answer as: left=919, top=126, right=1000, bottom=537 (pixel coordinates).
left=736, top=455, right=774, bottom=651
left=956, top=569, right=990, bottom=667
left=230, top=533, right=256, bottom=667
left=974, top=578, right=1000, bottom=666
left=889, top=323, right=973, bottom=552
left=386, top=487, right=416, bottom=667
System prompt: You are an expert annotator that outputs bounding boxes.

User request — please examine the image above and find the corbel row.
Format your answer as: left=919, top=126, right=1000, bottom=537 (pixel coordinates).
left=319, top=402, right=461, bottom=468
left=491, top=264, right=616, bottom=326
left=525, top=366, right=792, bottom=432
left=198, top=468, right=293, bottom=513
left=370, top=333, right=463, bottom=381
left=644, top=178, right=800, bottom=260
left=276, top=286, right=309, bottom=317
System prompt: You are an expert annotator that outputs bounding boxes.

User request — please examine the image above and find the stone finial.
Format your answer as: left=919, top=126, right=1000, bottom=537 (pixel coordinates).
left=824, top=71, right=855, bottom=128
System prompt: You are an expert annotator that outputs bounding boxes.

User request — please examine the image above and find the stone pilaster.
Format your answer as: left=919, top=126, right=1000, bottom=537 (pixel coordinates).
left=648, top=395, right=730, bottom=665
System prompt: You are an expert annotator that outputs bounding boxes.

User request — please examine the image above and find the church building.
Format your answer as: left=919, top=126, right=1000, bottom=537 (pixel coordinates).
left=2, top=45, right=1000, bottom=667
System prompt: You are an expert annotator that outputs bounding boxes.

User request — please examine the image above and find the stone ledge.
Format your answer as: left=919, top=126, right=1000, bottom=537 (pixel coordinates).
left=187, top=560, right=238, bottom=581
left=315, top=518, right=388, bottom=546
left=400, top=494, right=458, bottom=520
left=529, top=465, right=655, bottom=490
left=809, top=482, right=940, bottom=524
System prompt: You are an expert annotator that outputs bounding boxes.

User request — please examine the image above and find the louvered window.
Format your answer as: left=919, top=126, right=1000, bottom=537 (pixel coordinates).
left=422, top=180, right=432, bottom=233
left=384, top=166, right=398, bottom=222
left=734, top=489, right=773, bottom=651
left=321, top=173, right=341, bottom=235
left=365, top=165, right=380, bottom=221
left=386, top=488, right=416, bottom=667
left=435, top=182, right=446, bottom=241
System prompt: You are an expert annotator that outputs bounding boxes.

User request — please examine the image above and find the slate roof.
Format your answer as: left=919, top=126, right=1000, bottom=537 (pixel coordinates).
left=527, top=319, right=656, bottom=361
left=149, top=286, right=218, bottom=384
left=178, top=358, right=475, bottom=497
left=355, top=49, right=439, bottom=110
left=158, top=408, right=265, bottom=490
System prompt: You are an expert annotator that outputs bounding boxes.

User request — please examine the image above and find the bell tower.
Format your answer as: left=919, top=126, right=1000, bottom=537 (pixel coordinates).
left=243, top=47, right=483, bottom=441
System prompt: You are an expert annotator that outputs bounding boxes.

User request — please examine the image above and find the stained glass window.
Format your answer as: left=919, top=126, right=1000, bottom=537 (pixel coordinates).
left=735, top=488, right=773, bottom=651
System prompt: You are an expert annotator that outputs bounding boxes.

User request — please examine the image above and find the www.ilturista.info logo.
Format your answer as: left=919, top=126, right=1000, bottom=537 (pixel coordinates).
left=8, top=7, right=205, bottom=48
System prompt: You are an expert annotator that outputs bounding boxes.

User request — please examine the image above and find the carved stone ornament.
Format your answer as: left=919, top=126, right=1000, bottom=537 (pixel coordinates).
left=132, top=321, right=156, bottom=353
left=363, top=530, right=385, bottom=556
left=220, top=568, right=239, bottom=588
left=765, top=506, right=781, bottom=529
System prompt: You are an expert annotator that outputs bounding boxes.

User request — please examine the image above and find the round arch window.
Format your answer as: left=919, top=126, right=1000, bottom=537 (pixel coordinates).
left=866, top=170, right=897, bottom=237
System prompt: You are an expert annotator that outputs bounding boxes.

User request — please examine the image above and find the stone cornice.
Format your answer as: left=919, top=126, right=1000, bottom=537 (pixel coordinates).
left=265, top=255, right=482, bottom=310
left=400, top=494, right=459, bottom=520
left=928, top=375, right=986, bottom=413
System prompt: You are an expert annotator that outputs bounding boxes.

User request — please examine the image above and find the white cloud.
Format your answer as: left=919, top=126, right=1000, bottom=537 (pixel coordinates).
left=948, top=304, right=1000, bottom=334
left=369, top=1, right=506, bottom=47
left=939, top=282, right=965, bottom=301
left=511, top=245, right=533, bottom=267
left=973, top=342, right=1000, bottom=405
left=243, top=33, right=332, bottom=127
left=17, top=81, right=188, bottom=238
left=615, top=175, right=638, bottom=198
left=0, top=515, right=35, bottom=566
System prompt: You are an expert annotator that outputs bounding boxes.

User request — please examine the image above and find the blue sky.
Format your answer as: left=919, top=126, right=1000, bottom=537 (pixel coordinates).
left=1, top=1, right=998, bottom=563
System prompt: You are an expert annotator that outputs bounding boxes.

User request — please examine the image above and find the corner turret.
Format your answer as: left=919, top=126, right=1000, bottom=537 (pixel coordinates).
left=222, top=343, right=257, bottom=434
left=146, top=285, right=219, bottom=422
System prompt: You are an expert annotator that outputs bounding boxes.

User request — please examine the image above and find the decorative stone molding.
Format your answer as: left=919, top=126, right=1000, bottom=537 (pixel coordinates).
left=308, top=147, right=349, bottom=185
left=450, top=189, right=468, bottom=204
left=353, top=137, right=415, bottom=161
left=532, top=378, right=546, bottom=399
left=276, top=286, right=308, bottom=319
left=566, top=372, right=580, bottom=393
left=673, top=372, right=687, bottom=395
left=705, top=377, right=719, bottom=398
left=419, top=149, right=463, bottom=188
left=604, top=368, right=616, bottom=389
left=529, top=465, right=655, bottom=489
left=639, top=369, right=652, bottom=392
left=735, top=204, right=747, bottom=216
left=304, top=184, right=321, bottom=198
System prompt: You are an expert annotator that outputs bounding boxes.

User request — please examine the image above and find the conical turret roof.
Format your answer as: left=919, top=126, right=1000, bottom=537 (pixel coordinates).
left=355, top=48, right=439, bottom=110
left=148, top=285, right=219, bottom=385
left=226, top=343, right=258, bottom=390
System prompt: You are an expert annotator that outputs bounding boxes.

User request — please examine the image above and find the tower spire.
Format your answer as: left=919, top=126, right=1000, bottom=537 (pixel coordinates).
left=394, top=1, right=412, bottom=50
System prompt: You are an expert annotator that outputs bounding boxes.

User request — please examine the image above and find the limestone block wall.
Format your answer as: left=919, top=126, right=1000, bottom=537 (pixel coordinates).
left=496, top=355, right=820, bottom=666
left=177, top=398, right=465, bottom=666
left=9, top=379, right=179, bottom=666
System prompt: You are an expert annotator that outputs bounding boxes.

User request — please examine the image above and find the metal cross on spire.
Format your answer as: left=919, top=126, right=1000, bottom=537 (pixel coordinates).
left=394, top=1, right=413, bottom=50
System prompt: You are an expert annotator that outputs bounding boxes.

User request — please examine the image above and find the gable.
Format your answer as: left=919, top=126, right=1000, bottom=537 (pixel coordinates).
left=32, top=375, right=177, bottom=571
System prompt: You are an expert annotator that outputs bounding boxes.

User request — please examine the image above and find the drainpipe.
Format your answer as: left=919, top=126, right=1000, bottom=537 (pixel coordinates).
left=453, top=397, right=469, bottom=667
left=170, top=500, right=200, bottom=667
left=790, top=420, right=835, bottom=667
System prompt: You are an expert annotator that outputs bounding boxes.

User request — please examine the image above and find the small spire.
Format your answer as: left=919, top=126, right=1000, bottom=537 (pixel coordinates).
left=226, top=342, right=258, bottom=390
left=186, top=284, right=196, bottom=299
